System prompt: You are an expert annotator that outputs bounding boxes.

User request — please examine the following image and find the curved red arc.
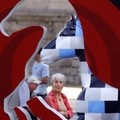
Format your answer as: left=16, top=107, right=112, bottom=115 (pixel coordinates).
left=69, top=0, right=120, bottom=88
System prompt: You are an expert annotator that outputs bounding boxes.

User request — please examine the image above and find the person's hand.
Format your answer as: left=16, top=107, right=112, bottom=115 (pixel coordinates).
left=40, top=77, right=49, bottom=84
left=59, top=111, right=68, bottom=118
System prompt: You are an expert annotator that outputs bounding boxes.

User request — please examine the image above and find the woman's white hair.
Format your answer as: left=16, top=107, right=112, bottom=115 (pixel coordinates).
left=51, top=73, right=66, bottom=83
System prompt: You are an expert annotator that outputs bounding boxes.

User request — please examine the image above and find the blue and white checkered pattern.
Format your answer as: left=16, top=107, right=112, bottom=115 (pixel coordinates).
left=41, top=15, right=120, bottom=120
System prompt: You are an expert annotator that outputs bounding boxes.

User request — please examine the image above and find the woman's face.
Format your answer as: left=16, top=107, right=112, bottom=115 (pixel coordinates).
left=52, top=79, right=64, bottom=93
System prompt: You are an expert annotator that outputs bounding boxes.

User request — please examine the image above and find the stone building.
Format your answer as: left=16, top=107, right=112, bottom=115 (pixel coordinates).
left=5, top=0, right=81, bottom=86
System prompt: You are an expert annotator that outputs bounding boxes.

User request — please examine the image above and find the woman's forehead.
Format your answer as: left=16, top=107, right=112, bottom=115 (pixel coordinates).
left=54, top=79, right=63, bottom=82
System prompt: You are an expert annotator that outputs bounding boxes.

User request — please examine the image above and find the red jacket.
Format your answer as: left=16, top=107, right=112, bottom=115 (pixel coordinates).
left=45, top=90, right=73, bottom=118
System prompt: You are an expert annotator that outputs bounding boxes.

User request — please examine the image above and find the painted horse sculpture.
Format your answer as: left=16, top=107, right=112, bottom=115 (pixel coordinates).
left=41, top=15, right=119, bottom=120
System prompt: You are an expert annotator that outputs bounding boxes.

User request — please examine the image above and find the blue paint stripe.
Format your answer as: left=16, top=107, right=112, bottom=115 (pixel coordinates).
left=119, top=113, right=120, bottom=120
left=88, top=67, right=91, bottom=74
left=88, top=101, right=105, bottom=113
left=59, top=49, right=76, bottom=59
left=75, top=19, right=83, bottom=37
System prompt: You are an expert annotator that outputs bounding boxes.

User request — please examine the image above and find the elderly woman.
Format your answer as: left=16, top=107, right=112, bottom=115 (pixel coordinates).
left=45, top=73, right=73, bottom=119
